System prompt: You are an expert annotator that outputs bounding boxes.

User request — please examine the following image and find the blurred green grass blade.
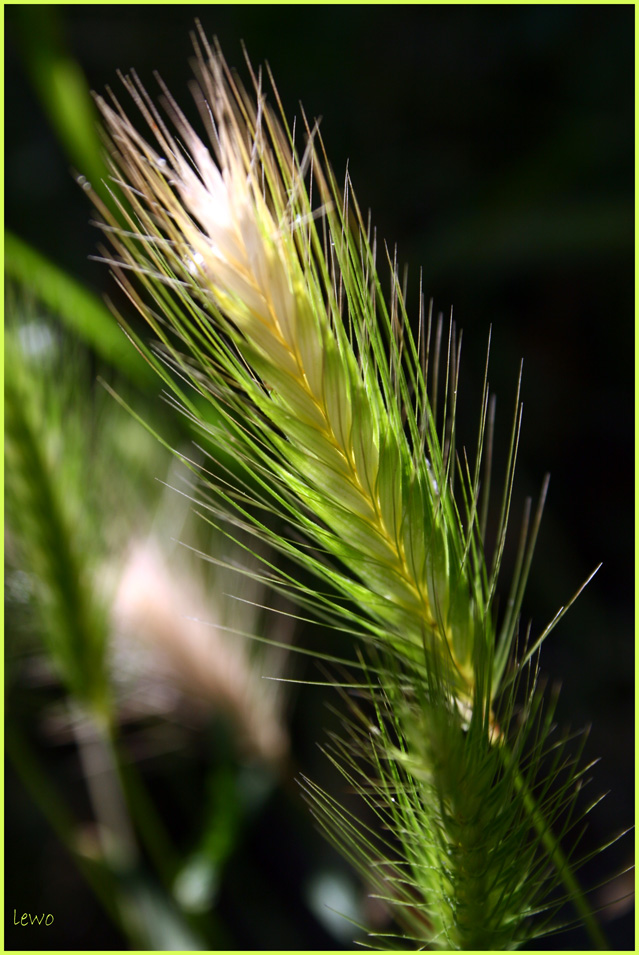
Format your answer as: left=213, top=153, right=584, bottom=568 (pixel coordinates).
left=5, top=340, right=110, bottom=715
left=11, top=5, right=109, bottom=201
left=5, top=231, right=154, bottom=386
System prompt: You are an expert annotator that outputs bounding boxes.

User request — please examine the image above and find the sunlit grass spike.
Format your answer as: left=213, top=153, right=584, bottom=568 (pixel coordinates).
left=90, top=30, right=612, bottom=949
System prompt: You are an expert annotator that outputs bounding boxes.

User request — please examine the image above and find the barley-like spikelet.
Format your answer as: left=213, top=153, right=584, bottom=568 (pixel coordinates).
left=93, top=38, right=483, bottom=708
left=90, top=32, right=610, bottom=950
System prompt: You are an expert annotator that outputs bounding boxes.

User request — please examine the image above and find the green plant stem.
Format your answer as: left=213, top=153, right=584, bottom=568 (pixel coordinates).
left=103, top=718, right=180, bottom=888
left=505, top=746, right=608, bottom=950
left=103, top=718, right=234, bottom=948
left=72, top=709, right=139, bottom=872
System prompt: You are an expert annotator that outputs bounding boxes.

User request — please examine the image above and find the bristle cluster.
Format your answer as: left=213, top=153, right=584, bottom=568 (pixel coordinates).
left=92, top=35, right=486, bottom=709
left=90, top=31, right=608, bottom=950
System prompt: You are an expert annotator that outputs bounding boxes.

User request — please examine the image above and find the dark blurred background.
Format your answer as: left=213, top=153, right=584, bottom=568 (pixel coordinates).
left=5, top=4, right=634, bottom=950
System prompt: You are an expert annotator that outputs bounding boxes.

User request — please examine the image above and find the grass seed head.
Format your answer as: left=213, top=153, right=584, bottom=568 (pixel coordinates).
left=88, top=32, right=610, bottom=949
left=93, top=37, right=484, bottom=710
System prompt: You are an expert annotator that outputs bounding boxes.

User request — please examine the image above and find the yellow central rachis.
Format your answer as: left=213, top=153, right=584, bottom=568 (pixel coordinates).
left=203, top=226, right=437, bottom=631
